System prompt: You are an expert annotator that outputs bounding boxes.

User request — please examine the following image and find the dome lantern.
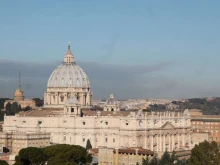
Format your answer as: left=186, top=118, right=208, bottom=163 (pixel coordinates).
left=64, top=43, right=74, bottom=63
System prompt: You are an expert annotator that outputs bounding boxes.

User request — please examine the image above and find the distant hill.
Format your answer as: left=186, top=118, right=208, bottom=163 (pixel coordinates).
left=147, top=97, right=220, bottom=115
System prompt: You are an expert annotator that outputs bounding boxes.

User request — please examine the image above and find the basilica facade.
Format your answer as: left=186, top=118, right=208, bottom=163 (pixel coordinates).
left=2, top=45, right=192, bottom=153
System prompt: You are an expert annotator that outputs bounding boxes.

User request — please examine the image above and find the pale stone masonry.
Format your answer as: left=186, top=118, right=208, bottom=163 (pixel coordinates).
left=0, top=132, right=50, bottom=155
left=3, top=109, right=191, bottom=152
left=98, top=147, right=154, bottom=165
left=2, top=45, right=194, bottom=154
left=43, top=44, right=92, bottom=109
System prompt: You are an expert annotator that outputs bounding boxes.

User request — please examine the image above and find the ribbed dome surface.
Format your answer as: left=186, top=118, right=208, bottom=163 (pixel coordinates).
left=106, top=94, right=118, bottom=105
left=47, top=63, right=90, bottom=88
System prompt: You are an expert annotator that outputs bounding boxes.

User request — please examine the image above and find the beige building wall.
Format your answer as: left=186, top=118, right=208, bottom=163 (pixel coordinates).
left=0, top=132, right=50, bottom=156
left=191, top=132, right=209, bottom=146
left=4, top=100, right=36, bottom=109
left=3, top=109, right=192, bottom=153
left=98, top=147, right=154, bottom=165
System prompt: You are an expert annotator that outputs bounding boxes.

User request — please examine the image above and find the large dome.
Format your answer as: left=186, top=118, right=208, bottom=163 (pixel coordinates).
left=47, top=63, right=90, bottom=88
left=44, top=44, right=92, bottom=108
left=47, top=44, right=90, bottom=88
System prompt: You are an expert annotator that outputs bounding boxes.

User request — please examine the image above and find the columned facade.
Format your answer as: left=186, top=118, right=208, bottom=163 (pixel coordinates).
left=3, top=109, right=192, bottom=153
left=44, top=44, right=92, bottom=108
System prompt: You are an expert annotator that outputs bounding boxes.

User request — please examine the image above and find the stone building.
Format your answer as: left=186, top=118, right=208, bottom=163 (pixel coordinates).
left=2, top=44, right=193, bottom=154
left=4, top=70, right=35, bottom=109
left=190, top=109, right=220, bottom=143
left=0, top=132, right=50, bottom=155
left=3, top=109, right=192, bottom=153
left=98, top=147, right=154, bottom=165
left=44, top=44, right=92, bottom=108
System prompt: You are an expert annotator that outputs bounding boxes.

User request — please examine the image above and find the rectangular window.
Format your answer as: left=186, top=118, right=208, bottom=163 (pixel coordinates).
left=113, top=138, right=115, bottom=142
left=105, top=122, right=108, bottom=125
left=83, top=122, right=85, bottom=125
left=105, top=138, right=108, bottom=142
left=71, top=108, right=74, bottom=112
left=83, top=138, right=85, bottom=142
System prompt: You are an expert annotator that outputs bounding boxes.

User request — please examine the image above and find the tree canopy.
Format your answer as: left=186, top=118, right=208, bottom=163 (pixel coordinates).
left=14, top=144, right=92, bottom=165
left=44, top=144, right=92, bottom=165
left=86, top=139, right=92, bottom=150
left=14, top=147, right=46, bottom=165
left=142, top=151, right=181, bottom=165
left=32, top=98, right=44, bottom=107
left=0, top=160, right=9, bottom=165
left=188, top=140, right=220, bottom=165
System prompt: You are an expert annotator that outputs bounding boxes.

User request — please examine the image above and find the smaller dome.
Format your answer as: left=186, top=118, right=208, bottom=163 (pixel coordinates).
left=65, top=94, right=79, bottom=105
left=105, top=94, right=118, bottom=105
left=14, top=89, right=24, bottom=96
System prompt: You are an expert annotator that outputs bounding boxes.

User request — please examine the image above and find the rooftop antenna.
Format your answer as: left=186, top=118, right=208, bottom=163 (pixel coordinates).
left=18, top=69, right=21, bottom=89
left=6, top=71, right=10, bottom=98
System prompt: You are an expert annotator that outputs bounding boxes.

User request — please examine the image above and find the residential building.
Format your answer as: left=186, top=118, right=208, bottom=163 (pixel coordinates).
left=98, top=147, right=154, bottom=165
left=190, top=109, right=220, bottom=143
left=0, top=132, right=50, bottom=155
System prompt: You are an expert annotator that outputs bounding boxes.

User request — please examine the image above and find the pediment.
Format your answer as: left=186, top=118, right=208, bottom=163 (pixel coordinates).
left=161, top=122, right=175, bottom=129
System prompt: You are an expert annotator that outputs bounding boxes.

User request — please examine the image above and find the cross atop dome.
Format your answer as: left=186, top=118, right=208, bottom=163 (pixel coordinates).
left=64, top=43, right=74, bottom=63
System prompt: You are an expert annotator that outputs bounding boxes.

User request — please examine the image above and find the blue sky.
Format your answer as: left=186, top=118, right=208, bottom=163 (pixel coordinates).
left=0, top=1, right=220, bottom=99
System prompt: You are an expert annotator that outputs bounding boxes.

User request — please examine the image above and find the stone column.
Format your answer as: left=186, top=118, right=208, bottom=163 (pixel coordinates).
left=188, top=133, right=191, bottom=149
left=163, top=135, right=166, bottom=151
left=172, top=134, right=175, bottom=151
left=64, top=92, right=68, bottom=103
left=157, top=135, right=159, bottom=151
left=115, top=148, right=119, bottom=165
left=135, top=149, right=139, bottom=164
left=160, top=134, right=162, bottom=152
left=182, top=133, right=185, bottom=148
left=151, top=135, right=154, bottom=151
left=84, top=94, right=86, bottom=105
left=56, top=93, right=59, bottom=105
left=169, top=134, right=171, bottom=152
left=178, top=133, right=180, bottom=149
left=49, top=94, right=51, bottom=105
left=80, top=93, right=84, bottom=105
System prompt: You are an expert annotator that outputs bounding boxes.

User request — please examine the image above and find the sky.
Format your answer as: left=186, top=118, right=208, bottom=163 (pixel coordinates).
left=0, top=0, right=220, bottom=99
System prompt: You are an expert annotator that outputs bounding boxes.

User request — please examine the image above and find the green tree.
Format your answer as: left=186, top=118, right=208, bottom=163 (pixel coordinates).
left=0, top=98, right=10, bottom=109
left=0, top=111, right=5, bottom=121
left=0, top=160, right=9, bottom=165
left=150, top=155, right=159, bottom=165
left=32, top=98, right=44, bottom=107
left=142, top=157, right=150, bottom=165
left=44, top=144, right=92, bottom=165
left=176, top=159, right=188, bottom=165
left=159, top=150, right=174, bottom=165
left=11, top=102, right=19, bottom=114
left=18, top=104, right=22, bottom=111
left=23, top=106, right=32, bottom=111
left=5, top=102, right=11, bottom=111
left=86, top=139, right=92, bottom=150
left=15, top=147, right=46, bottom=165
left=170, top=151, right=177, bottom=163
left=188, top=140, right=220, bottom=165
